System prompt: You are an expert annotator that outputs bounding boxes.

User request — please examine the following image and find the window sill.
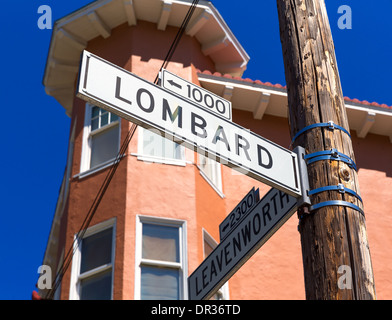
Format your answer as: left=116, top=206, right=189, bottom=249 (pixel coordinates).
left=74, top=156, right=123, bottom=180
left=131, top=153, right=189, bottom=167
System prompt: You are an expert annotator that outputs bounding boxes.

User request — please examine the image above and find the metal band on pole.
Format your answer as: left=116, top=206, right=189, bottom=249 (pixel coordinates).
left=309, top=200, right=365, bottom=217
left=308, top=184, right=363, bottom=203
left=291, top=121, right=351, bottom=145
left=304, top=149, right=357, bottom=171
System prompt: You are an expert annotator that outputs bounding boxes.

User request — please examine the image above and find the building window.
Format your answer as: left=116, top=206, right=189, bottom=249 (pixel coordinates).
left=198, top=154, right=223, bottom=196
left=70, top=219, right=116, bottom=300
left=203, top=230, right=229, bottom=300
left=135, top=216, right=187, bottom=300
left=136, top=128, right=185, bottom=166
left=80, top=103, right=120, bottom=174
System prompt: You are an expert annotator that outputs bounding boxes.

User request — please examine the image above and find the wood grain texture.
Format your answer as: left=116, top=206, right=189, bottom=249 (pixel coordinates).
left=276, top=0, right=376, bottom=299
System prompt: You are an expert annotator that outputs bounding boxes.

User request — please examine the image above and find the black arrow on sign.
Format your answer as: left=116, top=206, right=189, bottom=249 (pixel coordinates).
left=168, top=79, right=182, bottom=90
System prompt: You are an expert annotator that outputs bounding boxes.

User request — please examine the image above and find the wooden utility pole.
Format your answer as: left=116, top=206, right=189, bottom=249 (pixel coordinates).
left=276, top=0, right=376, bottom=299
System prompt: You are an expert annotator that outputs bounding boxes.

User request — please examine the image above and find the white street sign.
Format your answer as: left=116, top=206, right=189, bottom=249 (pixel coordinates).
left=77, top=51, right=302, bottom=197
left=219, top=187, right=260, bottom=241
left=161, top=69, right=232, bottom=120
left=188, top=187, right=298, bottom=300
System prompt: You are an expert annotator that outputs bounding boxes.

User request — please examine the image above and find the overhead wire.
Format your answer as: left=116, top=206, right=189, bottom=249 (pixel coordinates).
left=154, top=0, right=199, bottom=84
left=44, top=0, right=200, bottom=300
left=45, top=124, right=137, bottom=299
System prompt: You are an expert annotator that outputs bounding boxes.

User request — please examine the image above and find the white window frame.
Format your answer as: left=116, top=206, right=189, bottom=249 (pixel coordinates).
left=79, top=103, right=121, bottom=177
left=134, top=127, right=186, bottom=166
left=69, top=218, right=116, bottom=300
left=203, top=229, right=230, bottom=300
left=134, top=215, right=188, bottom=300
left=197, top=153, right=224, bottom=197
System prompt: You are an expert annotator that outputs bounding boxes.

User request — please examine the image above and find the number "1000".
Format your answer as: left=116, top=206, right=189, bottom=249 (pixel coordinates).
left=186, top=84, right=227, bottom=116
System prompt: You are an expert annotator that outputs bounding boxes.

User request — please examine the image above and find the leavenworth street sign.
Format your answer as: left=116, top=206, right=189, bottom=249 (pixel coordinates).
left=77, top=51, right=303, bottom=197
left=188, top=187, right=298, bottom=300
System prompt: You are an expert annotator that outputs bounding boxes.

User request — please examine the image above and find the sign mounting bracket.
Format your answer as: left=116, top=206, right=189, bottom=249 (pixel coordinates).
left=293, top=146, right=311, bottom=207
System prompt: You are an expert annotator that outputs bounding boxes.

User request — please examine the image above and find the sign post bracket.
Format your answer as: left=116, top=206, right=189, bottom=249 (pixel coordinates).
left=293, top=146, right=311, bottom=207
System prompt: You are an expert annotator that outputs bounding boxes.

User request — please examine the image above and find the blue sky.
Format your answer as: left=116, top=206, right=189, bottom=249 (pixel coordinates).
left=0, top=0, right=390, bottom=300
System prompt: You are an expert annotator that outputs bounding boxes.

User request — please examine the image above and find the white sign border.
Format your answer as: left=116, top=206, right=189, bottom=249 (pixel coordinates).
left=77, top=51, right=302, bottom=197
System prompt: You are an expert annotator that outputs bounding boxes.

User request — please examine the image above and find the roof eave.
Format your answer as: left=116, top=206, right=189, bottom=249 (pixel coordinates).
left=197, top=70, right=392, bottom=143
left=43, top=0, right=250, bottom=114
